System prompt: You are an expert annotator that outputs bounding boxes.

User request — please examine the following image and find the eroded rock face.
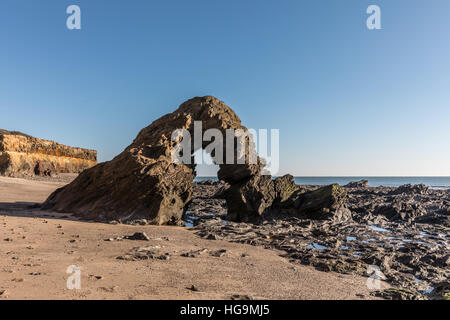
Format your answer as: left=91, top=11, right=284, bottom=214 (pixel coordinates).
left=344, top=180, right=369, bottom=188
left=0, top=129, right=97, bottom=177
left=42, top=96, right=350, bottom=224
left=226, top=174, right=350, bottom=222
left=43, top=96, right=263, bottom=224
left=286, top=184, right=351, bottom=221
left=392, top=184, right=429, bottom=195
left=191, top=182, right=449, bottom=300
left=225, top=174, right=277, bottom=222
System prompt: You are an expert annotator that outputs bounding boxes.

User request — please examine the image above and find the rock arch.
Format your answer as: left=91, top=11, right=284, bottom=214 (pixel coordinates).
left=43, top=96, right=264, bottom=224
left=43, top=96, right=349, bottom=224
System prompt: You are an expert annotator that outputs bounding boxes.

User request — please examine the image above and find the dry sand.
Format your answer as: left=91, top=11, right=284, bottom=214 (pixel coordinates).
left=0, top=176, right=384, bottom=300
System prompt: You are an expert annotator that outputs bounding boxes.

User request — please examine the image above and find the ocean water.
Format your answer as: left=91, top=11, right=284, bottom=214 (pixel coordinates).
left=195, top=176, right=450, bottom=188
left=292, top=177, right=450, bottom=188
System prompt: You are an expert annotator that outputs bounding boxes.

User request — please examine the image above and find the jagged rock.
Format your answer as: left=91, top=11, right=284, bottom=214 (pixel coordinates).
left=210, top=249, right=227, bottom=257
left=344, top=180, right=369, bottom=188
left=0, top=289, right=8, bottom=298
left=196, top=180, right=217, bottom=186
left=218, top=160, right=263, bottom=184
left=373, top=287, right=428, bottom=300
left=41, top=96, right=353, bottom=224
left=212, top=182, right=229, bottom=199
left=187, top=285, right=199, bottom=292
left=230, top=294, right=253, bottom=300
left=273, top=174, right=303, bottom=206
left=124, top=232, right=151, bottom=241
left=181, top=248, right=209, bottom=258
left=288, top=184, right=351, bottom=220
left=421, top=254, right=450, bottom=268
left=116, top=245, right=169, bottom=261
left=374, top=201, right=427, bottom=221
left=192, top=182, right=450, bottom=300
left=430, top=281, right=450, bottom=300
left=225, top=174, right=349, bottom=222
left=225, top=174, right=277, bottom=222
left=0, top=129, right=96, bottom=177
left=43, top=96, right=262, bottom=224
left=225, top=174, right=305, bottom=222
left=392, top=184, right=429, bottom=195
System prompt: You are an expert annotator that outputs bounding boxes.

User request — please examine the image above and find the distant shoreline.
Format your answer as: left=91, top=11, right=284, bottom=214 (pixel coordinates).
left=194, top=176, right=450, bottom=188
left=3, top=173, right=449, bottom=189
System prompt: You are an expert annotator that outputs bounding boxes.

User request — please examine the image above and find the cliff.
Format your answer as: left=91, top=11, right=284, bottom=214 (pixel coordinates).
left=0, top=129, right=97, bottom=177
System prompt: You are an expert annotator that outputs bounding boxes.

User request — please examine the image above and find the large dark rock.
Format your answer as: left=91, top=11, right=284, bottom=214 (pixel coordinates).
left=42, top=96, right=352, bottom=225
left=288, top=184, right=351, bottom=220
left=43, top=96, right=262, bottom=225
left=374, top=201, right=427, bottom=221
left=225, top=174, right=350, bottom=222
left=225, top=174, right=277, bottom=222
left=392, top=184, right=429, bottom=195
left=344, top=180, right=369, bottom=188
left=273, top=174, right=302, bottom=206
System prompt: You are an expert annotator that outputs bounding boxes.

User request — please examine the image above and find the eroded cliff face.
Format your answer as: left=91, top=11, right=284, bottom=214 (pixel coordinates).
left=0, top=129, right=97, bottom=177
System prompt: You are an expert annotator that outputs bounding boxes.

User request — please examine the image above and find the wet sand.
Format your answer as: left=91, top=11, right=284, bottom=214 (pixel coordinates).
left=0, top=176, right=382, bottom=300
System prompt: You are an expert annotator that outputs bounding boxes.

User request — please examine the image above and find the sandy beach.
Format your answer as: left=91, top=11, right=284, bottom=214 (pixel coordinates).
left=0, top=176, right=381, bottom=300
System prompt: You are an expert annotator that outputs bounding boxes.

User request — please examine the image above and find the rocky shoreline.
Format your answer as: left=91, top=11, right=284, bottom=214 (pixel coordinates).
left=4, top=95, right=447, bottom=300
left=1, top=174, right=447, bottom=300
left=187, top=180, right=450, bottom=300
left=1, top=175, right=382, bottom=300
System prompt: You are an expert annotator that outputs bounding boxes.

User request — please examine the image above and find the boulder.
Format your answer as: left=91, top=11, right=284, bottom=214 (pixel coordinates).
left=0, top=129, right=97, bottom=177
left=344, top=180, right=369, bottom=188
left=273, top=174, right=301, bottom=204
left=374, top=201, right=427, bottom=221
left=225, top=174, right=350, bottom=222
left=286, top=184, right=351, bottom=221
left=225, top=174, right=307, bottom=222
left=392, top=184, right=429, bottom=195
left=225, top=174, right=276, bottom=222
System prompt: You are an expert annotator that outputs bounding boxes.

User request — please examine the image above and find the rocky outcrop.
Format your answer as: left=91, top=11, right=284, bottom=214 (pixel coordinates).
left=374, top=201, right=427, bottom=221
left=225, top=175, right=350, bottom=222
left=344, top=180, right=369, bottom=188
left=391, top=184, right=429, bottom=195
left=43, top=96, right=264, bottom=224
left=347, top=183, right=448, bottom=224
left=42, top=96, right=349, bottom=224
left=286, top=184, right=350, bottom=221
left=192, top=182, right=449, bottom=300
left=225, top=174, right=278, bottom=222
left=0, top=129, right=97, bottom=177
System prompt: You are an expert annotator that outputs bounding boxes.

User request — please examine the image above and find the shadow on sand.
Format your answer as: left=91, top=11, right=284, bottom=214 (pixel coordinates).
left=0, top=201, right=95, bottom=224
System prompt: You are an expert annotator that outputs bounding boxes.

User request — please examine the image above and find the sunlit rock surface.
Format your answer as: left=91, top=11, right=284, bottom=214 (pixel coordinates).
left=0, top=129, right=97, bottom=177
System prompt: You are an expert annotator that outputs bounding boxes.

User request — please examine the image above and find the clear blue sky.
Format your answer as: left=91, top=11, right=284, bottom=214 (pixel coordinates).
left=1, top=0, right=449, bottom=176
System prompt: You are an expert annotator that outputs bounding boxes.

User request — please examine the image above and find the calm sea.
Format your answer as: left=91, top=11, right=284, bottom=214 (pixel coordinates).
left=195, top=176, right=450, bottom=189
left=292, top=177, right=450, bottom=188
